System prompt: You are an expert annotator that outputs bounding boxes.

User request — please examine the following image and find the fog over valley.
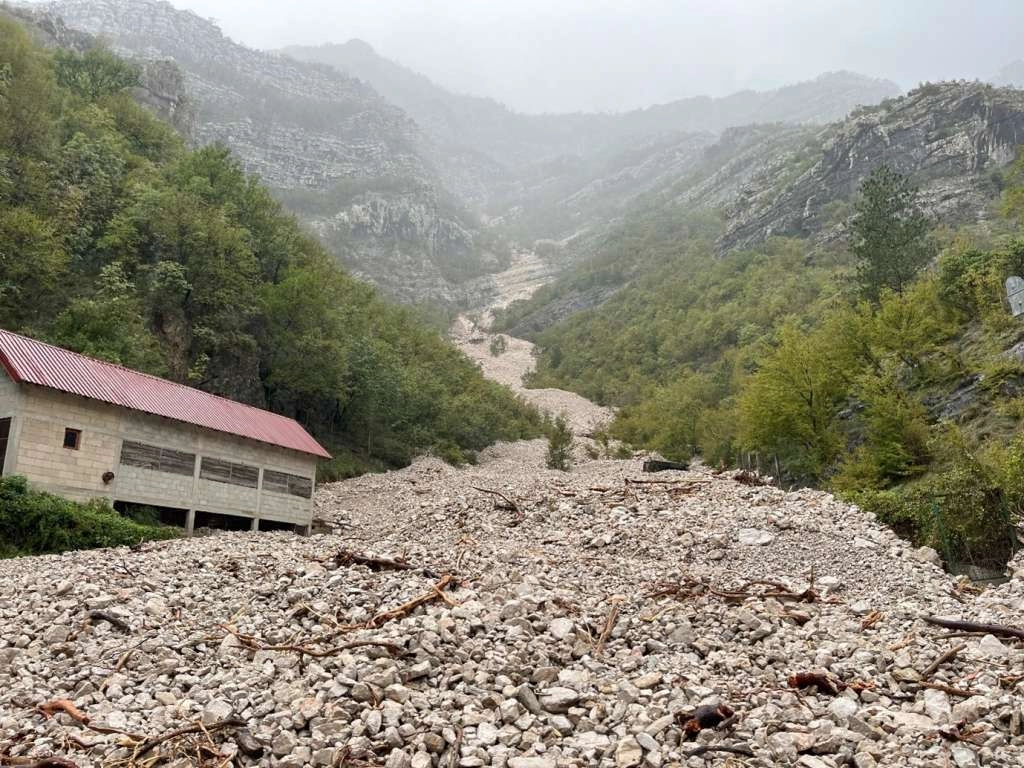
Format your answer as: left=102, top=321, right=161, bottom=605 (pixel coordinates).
left=59, top=0, right=1024, bottom=113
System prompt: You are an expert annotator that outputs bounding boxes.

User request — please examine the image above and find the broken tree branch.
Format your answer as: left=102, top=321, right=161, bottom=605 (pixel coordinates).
left=921, top=644, right=966, bottom=680
left=219, top=626, right=409, bottom=659
left=594, top=596, right=625, bottom=656
left=133, top=718, right=246, bottom=758
left=923, top=617, right=1024, bottom=641
left=366, top=574, right=456, bottom=628
left=683, top=744, right=754, bottom=758
left=470, top=486, right=523, bottom=522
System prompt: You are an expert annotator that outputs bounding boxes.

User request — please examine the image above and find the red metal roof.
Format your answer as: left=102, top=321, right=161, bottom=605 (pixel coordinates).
left=0, top=328, right=331, bottom=459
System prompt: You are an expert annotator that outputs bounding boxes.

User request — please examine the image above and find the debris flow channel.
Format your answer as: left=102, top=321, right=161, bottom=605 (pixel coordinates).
left=2, top=443, right=1024, bottom=766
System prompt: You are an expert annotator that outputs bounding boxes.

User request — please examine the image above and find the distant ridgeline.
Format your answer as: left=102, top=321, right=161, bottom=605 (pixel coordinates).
left=0, top=14, right=542, bottom=477
left=37, top=0, right=904, bottom=308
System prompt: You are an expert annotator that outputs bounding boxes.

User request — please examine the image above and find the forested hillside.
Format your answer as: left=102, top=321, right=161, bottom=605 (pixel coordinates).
left=499, top=150, right=1024, bottom=570
left=0, top=19, right=542, bottom=477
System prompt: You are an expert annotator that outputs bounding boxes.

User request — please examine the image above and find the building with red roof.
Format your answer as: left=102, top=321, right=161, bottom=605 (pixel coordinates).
left=0, top=328, right=329, bottom=533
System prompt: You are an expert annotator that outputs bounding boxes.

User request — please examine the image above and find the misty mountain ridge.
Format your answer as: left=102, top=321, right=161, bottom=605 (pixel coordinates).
left=284, top=38, right=901, bottom=172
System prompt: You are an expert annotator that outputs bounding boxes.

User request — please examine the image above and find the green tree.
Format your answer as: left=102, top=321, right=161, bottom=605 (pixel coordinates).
left=851, top=166, right=935, bottom=300
left=739, top=323, right=851, bottom=481
left=54, top=48, right=140, bottom=101
left=47, top=263, right=165, bottom=373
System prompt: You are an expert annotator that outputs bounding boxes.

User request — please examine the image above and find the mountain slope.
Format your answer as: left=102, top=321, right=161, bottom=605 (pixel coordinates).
left=41, top=0, right=507, bottom=305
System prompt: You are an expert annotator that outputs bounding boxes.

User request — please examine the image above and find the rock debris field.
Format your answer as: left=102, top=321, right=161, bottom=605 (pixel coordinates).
left=2, top=440, right=1024, bottom=768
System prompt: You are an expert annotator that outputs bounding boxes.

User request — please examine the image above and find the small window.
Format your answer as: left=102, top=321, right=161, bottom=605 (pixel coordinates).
left=63, top=428, right=81, bottom=450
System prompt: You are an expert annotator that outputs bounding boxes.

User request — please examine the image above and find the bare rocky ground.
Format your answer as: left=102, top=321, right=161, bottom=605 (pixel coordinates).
left=1, top=442, right=1023, bottom=767
left=450, top=317, right=612, bottom=436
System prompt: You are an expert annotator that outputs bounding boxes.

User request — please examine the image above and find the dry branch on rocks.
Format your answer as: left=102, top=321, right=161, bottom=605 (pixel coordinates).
left=923, top=616, right=1024, bottom=640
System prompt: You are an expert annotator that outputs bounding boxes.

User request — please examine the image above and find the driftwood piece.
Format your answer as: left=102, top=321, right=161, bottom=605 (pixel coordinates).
left=88, top=610, right=130, bottom=633
left=219, top=626, right=409, bottom=658
left=470, top=487, right=523, bottom=521
left=36, top=700, right=89, bottom=725
left=732, top=469, right=765, bottom=486
left=921, top=643, right=966, bottom=679
left=923, top=616, right=1024, bottom=641
left=676, top=704, right=735, bottom=736
left=683, top=744, right=754, bottom=758
left=335, top=550, right=415, bottom=572
left=593, top=596, right=625, bottom=656
left=788, top=671, right=846, bottom=696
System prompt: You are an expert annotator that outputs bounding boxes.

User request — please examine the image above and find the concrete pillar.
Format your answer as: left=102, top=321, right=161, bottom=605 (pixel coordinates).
left=250, top=517, right=260, bottom=532
left=185, top=508, right=195, bottom=536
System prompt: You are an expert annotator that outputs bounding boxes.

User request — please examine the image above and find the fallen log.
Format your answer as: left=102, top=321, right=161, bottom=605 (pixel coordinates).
left=642, top=459, right=689, bottom=473
left=923, top=616, right=1024, bottom=641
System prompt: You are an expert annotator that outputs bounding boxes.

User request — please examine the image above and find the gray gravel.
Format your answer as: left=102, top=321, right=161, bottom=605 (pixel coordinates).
left=1, top=444, right=1022, bottom=767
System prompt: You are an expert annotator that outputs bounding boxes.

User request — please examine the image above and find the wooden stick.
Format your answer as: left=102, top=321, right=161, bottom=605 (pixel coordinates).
left=923, top=617, right=1024, bottom=641
left=921, top=644, right=966, bottom=680
left=594, top=597, right=624, bottom=656
left=913, top=681, right=977, bottom=698
left=219, top=626, right=408, bottom=658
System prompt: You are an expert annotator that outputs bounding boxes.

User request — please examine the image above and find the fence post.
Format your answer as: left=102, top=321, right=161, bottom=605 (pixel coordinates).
left=931, top=495, right=955, bottom=570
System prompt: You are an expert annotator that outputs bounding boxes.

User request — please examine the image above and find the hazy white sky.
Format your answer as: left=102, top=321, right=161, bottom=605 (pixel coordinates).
left=147, top=0, right=1023, bottom=112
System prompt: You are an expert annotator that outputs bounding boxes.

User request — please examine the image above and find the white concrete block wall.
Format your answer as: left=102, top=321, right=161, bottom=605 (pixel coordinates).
left=1, top=374, right=318, bottom=528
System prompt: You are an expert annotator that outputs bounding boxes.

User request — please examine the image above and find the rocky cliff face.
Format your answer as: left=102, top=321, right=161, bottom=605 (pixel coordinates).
left=719, top=82, right=1024, bottom=252
left=42, top=0, right=499, bottom=306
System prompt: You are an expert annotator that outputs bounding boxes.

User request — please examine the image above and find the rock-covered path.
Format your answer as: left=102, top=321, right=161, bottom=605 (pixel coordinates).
left=2, top=446, right=1023, bottom=767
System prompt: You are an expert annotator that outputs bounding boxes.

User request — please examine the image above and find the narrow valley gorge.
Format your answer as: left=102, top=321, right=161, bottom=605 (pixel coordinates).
left=2, top=2, right=1024, bottom=767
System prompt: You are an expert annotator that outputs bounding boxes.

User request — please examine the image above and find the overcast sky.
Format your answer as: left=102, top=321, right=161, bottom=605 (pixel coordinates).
left=158, top=0, right=1022, bottom=113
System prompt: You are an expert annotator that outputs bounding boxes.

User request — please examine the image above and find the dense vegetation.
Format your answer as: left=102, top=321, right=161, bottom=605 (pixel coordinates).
left=0, top=21, right=542, bottom=478
left=0, top=476, right=178, bottom=557
left=505, top=161, right=1024, bottom=570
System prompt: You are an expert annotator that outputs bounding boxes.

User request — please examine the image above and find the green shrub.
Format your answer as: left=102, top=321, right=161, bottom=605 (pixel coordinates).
left=845, top=429, right=1020, bottom=568
left=0, top=476, right=178, bottom=556
left=489, top=335, right=508, bottom=357
left=545, top=414, right=574, bottom=471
